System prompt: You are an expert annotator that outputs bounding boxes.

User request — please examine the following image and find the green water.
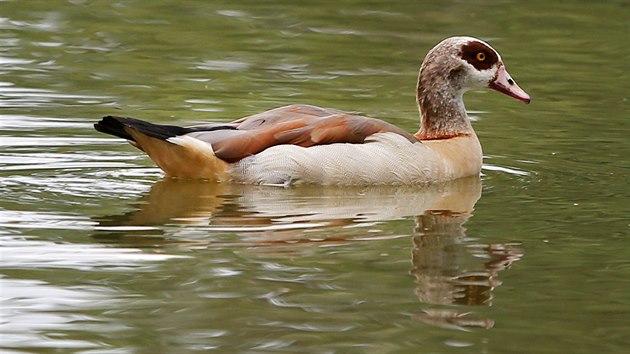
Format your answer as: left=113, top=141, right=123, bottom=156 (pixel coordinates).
left=1, top=1, right=628, bottom=353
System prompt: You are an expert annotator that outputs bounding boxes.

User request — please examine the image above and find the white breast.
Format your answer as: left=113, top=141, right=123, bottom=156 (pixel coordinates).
left=229, top=133, right=482, bottom=185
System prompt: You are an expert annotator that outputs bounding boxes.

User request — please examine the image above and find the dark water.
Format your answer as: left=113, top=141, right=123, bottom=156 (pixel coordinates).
left=1, top=1, right=628, bottom=353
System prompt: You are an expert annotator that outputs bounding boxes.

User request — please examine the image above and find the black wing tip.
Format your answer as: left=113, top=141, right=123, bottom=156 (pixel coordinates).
left=95, top=115, right=188, bottom=141
left=95, top=115, right=240, bottom=142
left=94, top=116, right=135, bottom=141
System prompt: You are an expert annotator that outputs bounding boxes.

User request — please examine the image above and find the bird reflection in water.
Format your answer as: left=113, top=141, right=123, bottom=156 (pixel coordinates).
left=411, top=203, right=523, bottom=330
left=95, top=176, right=523, bottom=330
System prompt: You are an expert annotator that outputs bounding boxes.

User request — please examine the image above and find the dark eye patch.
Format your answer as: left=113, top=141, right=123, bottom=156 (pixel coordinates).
left=460, top=41, right=498, bottom=71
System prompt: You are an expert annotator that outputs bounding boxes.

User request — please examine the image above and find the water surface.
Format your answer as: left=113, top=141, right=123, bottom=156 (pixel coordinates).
left=1, top=1, right=628, bottom=353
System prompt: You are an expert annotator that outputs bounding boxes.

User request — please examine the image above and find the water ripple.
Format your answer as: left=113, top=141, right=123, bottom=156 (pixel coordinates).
left=0, top=83, right=113, bottom=107
left=0, top=277, right=121, bottom=350
left=0, top=136, right=117, bottom=147
left=0, top=115, right=92, bottom=130
left=195, top=60, right=251, bottom=72
left=0, top=236, right=187, bottom=270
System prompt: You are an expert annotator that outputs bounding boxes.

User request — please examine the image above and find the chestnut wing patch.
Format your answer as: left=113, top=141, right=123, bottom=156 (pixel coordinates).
left=198, top=109, right=418, bottom=163
left=274, top=114, right=418, bottom=147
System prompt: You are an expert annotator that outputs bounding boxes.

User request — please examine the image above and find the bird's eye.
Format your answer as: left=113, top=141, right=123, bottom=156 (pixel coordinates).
left=476, top=52, right=486, bottom=61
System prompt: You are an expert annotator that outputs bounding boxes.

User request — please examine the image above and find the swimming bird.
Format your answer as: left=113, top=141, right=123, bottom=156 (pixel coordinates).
left=94, top=36, right=530, bottom=185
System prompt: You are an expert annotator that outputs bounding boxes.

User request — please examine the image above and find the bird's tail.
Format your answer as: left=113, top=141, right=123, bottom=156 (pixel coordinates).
left=94, top=116, right=207, bottom=143
left=94, top=116, right=231, bottom=180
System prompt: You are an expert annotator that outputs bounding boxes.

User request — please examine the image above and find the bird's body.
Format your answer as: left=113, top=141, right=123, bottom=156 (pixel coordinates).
left=228, top=117, right=482, bottom=185
left=95, top=36, right=530, bottom=185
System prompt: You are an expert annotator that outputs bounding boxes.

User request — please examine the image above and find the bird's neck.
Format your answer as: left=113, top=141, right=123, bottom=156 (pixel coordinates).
left=414, top=68, right=475, bottom=141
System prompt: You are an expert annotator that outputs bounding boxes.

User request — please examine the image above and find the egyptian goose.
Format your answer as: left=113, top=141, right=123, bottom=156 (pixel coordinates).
left=95, top=36, right=530, bottom=185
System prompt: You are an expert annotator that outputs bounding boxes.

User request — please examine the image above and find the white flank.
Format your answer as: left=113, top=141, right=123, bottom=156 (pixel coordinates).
left=167, top=135, right=215, bottom=155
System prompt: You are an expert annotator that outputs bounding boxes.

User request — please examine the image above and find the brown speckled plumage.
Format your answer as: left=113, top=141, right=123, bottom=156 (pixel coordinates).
left=415, top=37, right=499, bottom=140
